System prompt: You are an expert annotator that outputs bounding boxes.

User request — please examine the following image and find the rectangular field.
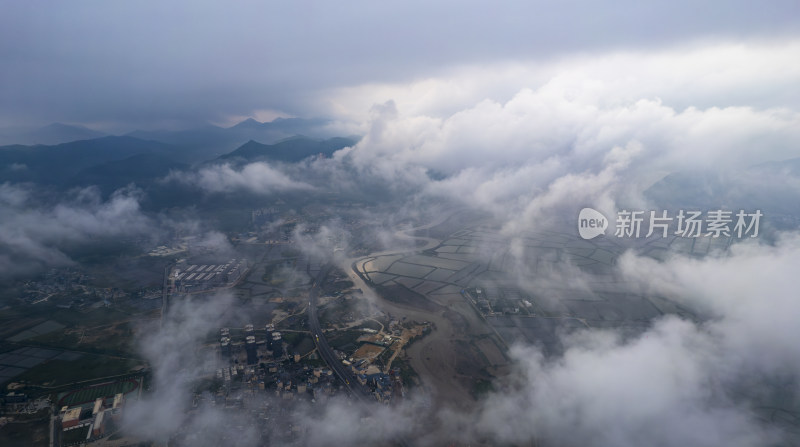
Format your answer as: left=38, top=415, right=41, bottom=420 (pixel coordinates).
left=385, top=262, right=435, bottom=278
left=402, top=255, right=469, bottom=270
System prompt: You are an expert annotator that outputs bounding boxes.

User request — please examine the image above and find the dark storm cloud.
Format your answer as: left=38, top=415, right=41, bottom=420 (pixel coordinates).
left=1, top=0, right=798, bottom=129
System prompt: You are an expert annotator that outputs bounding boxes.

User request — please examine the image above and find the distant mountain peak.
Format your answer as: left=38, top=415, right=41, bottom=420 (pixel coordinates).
left=218, top=136, right=357, bottom=163
left=230, top=118, right=263, bottom=129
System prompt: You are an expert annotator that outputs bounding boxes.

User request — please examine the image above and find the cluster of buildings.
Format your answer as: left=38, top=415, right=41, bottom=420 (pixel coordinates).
left=250, top=207, right=279, bottom=227
left=356, top=368, right=404, bottom=404
left=149, top=234, right=245, bottom=257
left=246, top=203, right=370, bottom=249
left=215, top=359, right=344, bottom=403
left=178, top=308, right=425, bottom=442
left=220, top=324, right=286, bottom=364
left=19, top=269, right=123, bottom=306
left=205, top=307, right=426, bottom=436
left=0, top=392, right=49, bottom=413
left=218, top=324, right=287, bottom=383
left=147, top=244, right=187, bottom=257
left=332, top=320, right=430, bottom=405
left=267, top=364, right=342, bottom=401
left=60, top=393, right=125, bottom=442
left=16, top=267, right=171, bottom=311
left=185, top=362, right=346, bottom=445
left=171, top=259, right=248, bottom=293
left=467, top=286, right=535, bottom=316
left=216, top=323, right=345, bottom=404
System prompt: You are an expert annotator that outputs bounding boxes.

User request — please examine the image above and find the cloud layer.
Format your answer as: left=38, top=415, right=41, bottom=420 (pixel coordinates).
left=460, top=233, right=800, bottom=446
left=2, top=2, right=798, bottom=129
left=167, top=162, right=314, bottom=195
left=0, top=184, right=154, bottom=278
left=119, top=226, right=800, bottom=446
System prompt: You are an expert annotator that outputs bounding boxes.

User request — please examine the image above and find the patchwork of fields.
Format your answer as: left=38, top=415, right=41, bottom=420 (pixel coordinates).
left=357, top=226, right=704, bottom=357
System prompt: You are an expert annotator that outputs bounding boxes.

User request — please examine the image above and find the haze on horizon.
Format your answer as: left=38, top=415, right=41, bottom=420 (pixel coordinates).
left=1, top=0, right=799, bottom=132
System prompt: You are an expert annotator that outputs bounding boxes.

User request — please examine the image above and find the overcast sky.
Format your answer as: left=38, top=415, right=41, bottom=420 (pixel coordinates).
left=1, top=0, right=799, bottom=131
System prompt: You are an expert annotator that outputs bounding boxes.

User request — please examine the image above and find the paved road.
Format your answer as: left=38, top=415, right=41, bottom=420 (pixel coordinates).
left=50, top=404, right=59, bottom=447
left=309, top=264, right=413, bottom=447
left=307, top=264, right=371, bottom=401
left=159, top=262, right=174, bottom=327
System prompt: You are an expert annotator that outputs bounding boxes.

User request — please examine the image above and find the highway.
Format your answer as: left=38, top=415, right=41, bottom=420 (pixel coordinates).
left=307, top=264, right=371, bottom=401
left=159, top=261, right=174, bottom=327
left=308, top=264, right=412, bottom=447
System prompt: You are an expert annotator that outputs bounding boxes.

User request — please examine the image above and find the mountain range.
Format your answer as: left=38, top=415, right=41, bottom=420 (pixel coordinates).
left=0, top=117, right=339, bottom=161
left=219, top=136, right=356, bottom=164
left=125, top=117, right=336, bottom=162
left=0, top=127, right=357, bottom=193
left=0, top=123, right=107, bottom=146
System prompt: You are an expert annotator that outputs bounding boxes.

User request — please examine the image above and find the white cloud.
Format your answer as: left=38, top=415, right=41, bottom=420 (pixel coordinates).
left=168, top=162, right=314, bottom=194
left=444, top=232, right=800, bottom=446
left=317, top=40, right=800, bottom=235
left=324, top=39, right=800, bottom=124
left=0, top=185, right=155, bottom=278
left=619, top=232, right=800, bottom=374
